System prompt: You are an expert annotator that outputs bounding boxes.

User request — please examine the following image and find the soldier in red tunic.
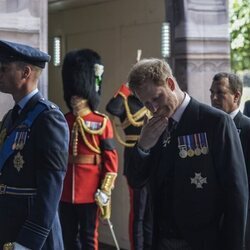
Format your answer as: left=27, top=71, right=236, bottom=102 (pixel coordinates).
left=60, top=49, right=118, bottom=250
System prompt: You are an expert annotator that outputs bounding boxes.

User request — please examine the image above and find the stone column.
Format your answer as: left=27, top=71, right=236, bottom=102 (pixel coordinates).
left=0, top=0, right=48, bottom=118
left=166, top=0, right=230, bottom=104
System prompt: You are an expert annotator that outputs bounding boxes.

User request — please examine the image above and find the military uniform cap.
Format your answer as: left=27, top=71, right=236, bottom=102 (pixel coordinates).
left=0, top=40, right=51, bottom=68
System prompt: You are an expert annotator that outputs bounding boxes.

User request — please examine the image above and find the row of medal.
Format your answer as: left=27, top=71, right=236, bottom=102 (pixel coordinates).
left=177, top=132, right=209, bottom=158
left=13, top=128, right=28, bottom=171
left=84, top=121, right=102, bottom=130
left=12, top=129, right=29, bottom=150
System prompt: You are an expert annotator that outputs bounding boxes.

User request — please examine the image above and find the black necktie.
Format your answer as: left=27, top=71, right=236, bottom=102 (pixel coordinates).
left=168, top=118, right=177, bottom=134
left=11, top=104, right=20, bottom=124
left=163, top=118, right=177, bottom=146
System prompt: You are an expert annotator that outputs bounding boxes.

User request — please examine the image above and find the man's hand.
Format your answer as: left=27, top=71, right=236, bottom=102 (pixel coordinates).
left=138, top=115, right=168, bottom=151
left=95, top=189, right=109, bottom=205
left=95, top=173, right=117, bottom=220
left=95, top=189, right=111, bottom=219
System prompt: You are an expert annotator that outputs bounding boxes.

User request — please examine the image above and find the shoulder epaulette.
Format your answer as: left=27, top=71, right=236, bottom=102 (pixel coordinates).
left=38, top=98, right=59, bottom=110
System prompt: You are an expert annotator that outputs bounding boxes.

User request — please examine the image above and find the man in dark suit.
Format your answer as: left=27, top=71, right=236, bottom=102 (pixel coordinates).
left=0, top=40, right=69, bottom=250
left=126, top=58, right=248, bottom=250
left=244, top=100, right=250, bottom=117
left=210, top=72, right=250, bottom=250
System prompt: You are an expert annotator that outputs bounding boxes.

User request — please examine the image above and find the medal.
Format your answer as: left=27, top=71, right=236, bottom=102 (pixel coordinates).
left=13, top=152, right=25, bottom=172
left=187, top=149, right=194, bottom=157
left=201, top=146, right=208, bottom=155
left=190, top=172, right=207, bottom=189
left=178, top=137, right=188, bottom=158
left=179, top=149, right=187, bottom=158
left=194, top=147, right=201, bottom=156
left=193, top=134, right=201, bottom=156
left=12, top=129, right=28, bottom=150
left=199, top=132, right=209, bottom=155
left=186, top=135, right=194, bottom=157
left=163, top=137, right=170, bottom=147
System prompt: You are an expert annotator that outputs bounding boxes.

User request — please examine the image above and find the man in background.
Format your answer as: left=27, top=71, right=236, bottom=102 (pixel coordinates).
left=243, top=100, right=250, bottom=117
left=210, top=72, right=250, bottom=250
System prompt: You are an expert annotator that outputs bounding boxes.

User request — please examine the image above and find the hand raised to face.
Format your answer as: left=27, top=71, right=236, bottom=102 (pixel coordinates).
left=137, top=115, right=169, bottom=151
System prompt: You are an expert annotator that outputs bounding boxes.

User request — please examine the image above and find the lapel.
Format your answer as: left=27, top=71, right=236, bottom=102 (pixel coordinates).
left=155, top=98, right=201, bottom=187
left=233, top=111, right=242, bottom=129
left=174, top=98, right=200, bottom=135
left=8, top=92, right=43, bottom=134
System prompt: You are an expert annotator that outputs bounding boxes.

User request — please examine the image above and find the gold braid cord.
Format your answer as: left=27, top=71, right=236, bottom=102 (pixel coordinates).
left=119, top=92, right=147, bottom=127
left=71, top=115, right=107, bottom=155
left=111, top=116, right=136, bottom=148
left=111, top=93, right=149, bottom=147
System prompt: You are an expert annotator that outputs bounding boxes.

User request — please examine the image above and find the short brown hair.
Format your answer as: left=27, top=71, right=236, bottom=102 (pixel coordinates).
left=128, top=58, right=172, bottom=91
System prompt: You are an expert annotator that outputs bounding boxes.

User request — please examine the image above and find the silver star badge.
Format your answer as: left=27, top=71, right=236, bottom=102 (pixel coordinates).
left=13, top=152, right=25, bottom=172
left=190, top=173, right=207, bottom=189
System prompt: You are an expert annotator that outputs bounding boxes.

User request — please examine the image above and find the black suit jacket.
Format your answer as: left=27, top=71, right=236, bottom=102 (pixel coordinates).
left=243, top=100, right=250, bottom=118
left=127, top=98, right=248, bottom=250
left=0, top=92, right=69, bottom=249
left=234, top=111, right=250, bottom=199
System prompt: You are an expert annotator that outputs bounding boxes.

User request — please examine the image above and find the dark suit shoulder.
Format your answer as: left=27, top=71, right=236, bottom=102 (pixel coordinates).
left=188, top=98, right=232, bottom=126
left=234, top=111, right=250, bottom=130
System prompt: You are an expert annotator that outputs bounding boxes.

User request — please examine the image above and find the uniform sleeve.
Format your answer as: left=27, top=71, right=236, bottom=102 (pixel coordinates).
left=100, top=117, right=118, bottom=175
left=16, top=108, right=69, bottom=249
left=213, top=115, right=248, bottom=249
left=106, top=95, right=125, bottom=117
left=126, top=144, right=154, bottom=188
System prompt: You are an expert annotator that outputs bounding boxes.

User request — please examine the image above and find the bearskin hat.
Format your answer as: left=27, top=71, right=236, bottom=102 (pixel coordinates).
left=62, top=48, right=103, bottom=111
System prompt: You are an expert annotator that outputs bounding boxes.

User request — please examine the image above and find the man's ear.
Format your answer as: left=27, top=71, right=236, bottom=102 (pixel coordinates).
left=234, top=91, right=241, bottom=103
left=22, top=65, right=32, bottom=79
left=166, top=77, right=175, bottom=91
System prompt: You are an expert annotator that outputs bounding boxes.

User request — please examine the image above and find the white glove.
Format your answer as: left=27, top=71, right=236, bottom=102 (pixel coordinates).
left=95, top=189, right=109, bottom=205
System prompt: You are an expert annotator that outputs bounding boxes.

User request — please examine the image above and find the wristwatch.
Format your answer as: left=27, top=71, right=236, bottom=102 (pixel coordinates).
left=3, top=242, right=14, bottom=250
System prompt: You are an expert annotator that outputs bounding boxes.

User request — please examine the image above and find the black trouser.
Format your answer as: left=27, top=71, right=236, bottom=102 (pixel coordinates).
left=128, top=184, right=153, bottom=250
left=157, top=238, right=192, bottom=250
left=245, top=211, right=250, bottom=250
left=59, top=202, right=99, bottom=250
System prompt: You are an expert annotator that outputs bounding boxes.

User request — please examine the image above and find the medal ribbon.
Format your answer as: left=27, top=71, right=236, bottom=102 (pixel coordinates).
left=0, top=103, right=47, bottom=171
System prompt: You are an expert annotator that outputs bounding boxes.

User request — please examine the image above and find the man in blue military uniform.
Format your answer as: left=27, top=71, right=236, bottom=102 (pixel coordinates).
left=126, top=58, right=248, bottom=250
left=0, top=40, right=69, bottom=250
left=210, top=72, right=250, bottom=250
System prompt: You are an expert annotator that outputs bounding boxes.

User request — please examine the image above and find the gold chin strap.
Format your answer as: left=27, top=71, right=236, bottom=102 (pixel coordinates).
left=71, top=115, right=107, bottom=155
left=111, top=93, right=151, bottom=147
